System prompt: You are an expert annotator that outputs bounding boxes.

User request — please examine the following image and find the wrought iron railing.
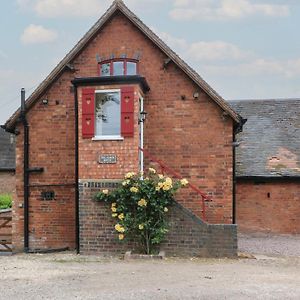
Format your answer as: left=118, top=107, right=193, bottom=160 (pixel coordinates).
left=139, top=147, right=211, bottom=222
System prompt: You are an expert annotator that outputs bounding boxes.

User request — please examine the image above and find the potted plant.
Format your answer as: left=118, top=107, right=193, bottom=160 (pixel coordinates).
left=94, top=168, right=188, bottom=255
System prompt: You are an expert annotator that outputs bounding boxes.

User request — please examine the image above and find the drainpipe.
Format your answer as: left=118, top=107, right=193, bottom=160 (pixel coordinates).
left=21, top=88, right=29, bottom=252
left=232, top=125, right=236, bottom=224
left=139, top=96, right=144, bottom=175
left=74, top=85, right=80, bottom=254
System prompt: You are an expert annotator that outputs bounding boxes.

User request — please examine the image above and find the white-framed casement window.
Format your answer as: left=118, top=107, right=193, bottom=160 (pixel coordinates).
left=93, top=89, right=123, bottom=140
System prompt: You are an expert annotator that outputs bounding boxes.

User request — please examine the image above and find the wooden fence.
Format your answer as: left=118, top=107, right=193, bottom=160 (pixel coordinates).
left=0, top=210, right=12, bottom=253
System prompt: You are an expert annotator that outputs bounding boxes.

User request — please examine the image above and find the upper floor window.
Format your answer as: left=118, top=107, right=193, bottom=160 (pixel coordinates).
left=95, top=90, right=120, bottom=137
left=99, top=59, right=138, bottom=77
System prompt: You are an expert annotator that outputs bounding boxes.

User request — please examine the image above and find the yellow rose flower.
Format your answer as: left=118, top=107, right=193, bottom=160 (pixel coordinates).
left=118, top=213, right=125, bottom=220
left=138, top=224, right=144, bottom=230
left=102, top=189, right=109, bottom=194
left=180, top=178, right=189, bottom=186
left=115, top=224, right=125, bottom=233
left=122, top=180, right=130, bottom=186
left=165, top=177, right=172, bottom=185
left=162, top=183, right=171, bottom=191
left=111, top=207, right=117, bottom=213
left=118, top=234, right=124, bottom=240
left=149, top=167, right=156, bottom=174
left=130, top=187, right=139, bottom=193
left=125, top=172, right=135, bottom=179
left=138, top=198, right=147, bottom=207
left=111, top=203, right=116, bottom=207
left=112, top=213, right=118, bottom=218
left=164, top=207, right=168, bottom=212
left=158, top=174, right=164, bottom=179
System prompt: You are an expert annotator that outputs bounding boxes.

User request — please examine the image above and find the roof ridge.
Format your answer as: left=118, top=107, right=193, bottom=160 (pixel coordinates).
left=229, top=98, right=300, bottom=102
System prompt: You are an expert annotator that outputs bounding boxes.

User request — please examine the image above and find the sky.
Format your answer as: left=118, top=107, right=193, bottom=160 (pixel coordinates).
left=1, top=0, right=300, bottom=124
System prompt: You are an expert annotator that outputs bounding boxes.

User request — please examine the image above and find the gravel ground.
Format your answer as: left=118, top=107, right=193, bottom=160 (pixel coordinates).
left=1, top=253, right=300, bottom=300
left=238, top=233, right=300, bottom=257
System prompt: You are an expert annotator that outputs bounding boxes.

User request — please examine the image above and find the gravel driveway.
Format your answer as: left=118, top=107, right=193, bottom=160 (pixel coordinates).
left=238, top=233, right=300, bottom=257
left=1, top=253, right=300, bottom=300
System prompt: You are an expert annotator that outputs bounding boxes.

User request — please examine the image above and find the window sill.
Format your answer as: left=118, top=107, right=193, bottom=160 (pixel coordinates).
left=92, top=136, right=124, bottom=141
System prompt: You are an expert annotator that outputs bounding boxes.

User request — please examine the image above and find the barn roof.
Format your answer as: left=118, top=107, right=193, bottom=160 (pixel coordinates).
left=0, top=128, right=15, bottom=171
left=4, top=0, right=242, bottom=131
left=229, top=99, right=300, bottom=178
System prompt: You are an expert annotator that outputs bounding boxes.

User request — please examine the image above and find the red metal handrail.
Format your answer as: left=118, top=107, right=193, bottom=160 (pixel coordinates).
left=139, top=147, right=211, bottom=222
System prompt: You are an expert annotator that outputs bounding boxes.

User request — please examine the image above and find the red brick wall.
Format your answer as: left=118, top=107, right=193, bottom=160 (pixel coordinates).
left=14, top=70, right=76, bottom=251
left=0, top=172, right=15, bottom=195
left=13, top=11, right=234, bottom=251
left=236, top=181, right=300, bottom=234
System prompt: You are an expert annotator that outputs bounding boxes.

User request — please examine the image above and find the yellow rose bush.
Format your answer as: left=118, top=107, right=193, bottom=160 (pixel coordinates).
left=94, top=169, right=189, bottom=254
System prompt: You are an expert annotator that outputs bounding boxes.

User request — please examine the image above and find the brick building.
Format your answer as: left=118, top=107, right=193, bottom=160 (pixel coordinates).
left=4, top=0, right=298, bottom=256
left=0, top=128, right=15, bottom=195
left=230, top=99, right=300, bottom=234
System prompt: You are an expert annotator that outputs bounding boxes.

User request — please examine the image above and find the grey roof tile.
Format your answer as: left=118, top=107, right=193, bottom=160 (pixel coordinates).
left=0, top=128, right=15, bottom=170
left=229, top=99, right=300, bottom=177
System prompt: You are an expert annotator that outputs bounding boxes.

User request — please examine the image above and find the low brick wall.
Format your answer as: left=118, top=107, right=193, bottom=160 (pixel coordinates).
left=161, top=203, right=237, bottom=257
left=79, top=180, right=237, bottom=257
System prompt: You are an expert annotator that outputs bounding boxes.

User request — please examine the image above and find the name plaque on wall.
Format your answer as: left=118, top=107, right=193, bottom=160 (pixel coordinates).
left=99, top=154, right=117, bottom=164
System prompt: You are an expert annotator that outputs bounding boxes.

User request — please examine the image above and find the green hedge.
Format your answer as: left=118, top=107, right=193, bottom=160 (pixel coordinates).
left=0, top=194, right=12, bottom=210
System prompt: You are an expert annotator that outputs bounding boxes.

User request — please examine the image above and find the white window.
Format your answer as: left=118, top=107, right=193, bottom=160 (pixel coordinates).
left=94, top=90, right=122, bottom=139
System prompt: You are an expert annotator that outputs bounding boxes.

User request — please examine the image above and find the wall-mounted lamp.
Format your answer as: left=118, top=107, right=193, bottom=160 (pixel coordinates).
left=163, top=58, right=172, bottom=69
left=139, top=111, right=148, bottom=123
left=42, top=99, right=48, bottom=105
left=193, top=92, right=200, bottom=100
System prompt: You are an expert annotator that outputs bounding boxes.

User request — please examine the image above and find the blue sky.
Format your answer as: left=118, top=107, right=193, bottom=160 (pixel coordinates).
left=1, top=0, right=300, bottom=124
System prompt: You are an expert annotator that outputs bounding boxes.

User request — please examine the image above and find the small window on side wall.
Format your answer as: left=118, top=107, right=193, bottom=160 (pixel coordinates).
left=99, top=59, right=138, bottom=76
left=100, top=63, right=111, bottom=76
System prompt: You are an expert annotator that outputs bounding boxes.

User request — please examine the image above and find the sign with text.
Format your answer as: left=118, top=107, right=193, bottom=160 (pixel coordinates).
left=99, top=154, right=117, bottom=164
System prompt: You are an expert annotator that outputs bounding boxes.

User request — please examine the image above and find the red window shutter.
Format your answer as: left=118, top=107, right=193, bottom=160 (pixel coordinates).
left=121, top=87, right=134, bottom=137
left=82, top=88, right=95, bottom=138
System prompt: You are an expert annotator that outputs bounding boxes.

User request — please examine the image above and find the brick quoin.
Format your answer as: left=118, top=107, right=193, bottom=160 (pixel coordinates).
left=12, top=10, right=235, bottom=252
left=236, top=181, right=300, bottom=234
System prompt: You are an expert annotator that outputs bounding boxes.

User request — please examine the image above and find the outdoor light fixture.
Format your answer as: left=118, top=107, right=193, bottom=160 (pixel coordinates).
left=139, top=111, right=147, bottom=123
left=163, top=57, right=171, bottom=69
left=42, top=99, right=48, bottom=105
left=193, top=92, right=200, bottom=99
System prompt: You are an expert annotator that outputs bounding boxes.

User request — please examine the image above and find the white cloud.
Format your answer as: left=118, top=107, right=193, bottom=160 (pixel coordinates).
left=17, top=0, right=109, bottom=17
left=21, top=24, right=58, bottom=44
left=170, top=0, right=290, bottom=21
left=155, top=29, right=300, bottom=79
left=16, top=0, right=165, bottom=18
left=186, top=41, right=251, bottom=61
left=34, top=0, right=110, bottom=18
left=155, top=29, right=250, bottom=61
left=0, top=50, right=8, bottom=59
left=203, top=58, right=300, bottom=78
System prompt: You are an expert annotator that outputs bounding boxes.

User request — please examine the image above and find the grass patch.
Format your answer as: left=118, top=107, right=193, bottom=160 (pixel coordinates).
left=0, top=194, right=12, bottom=210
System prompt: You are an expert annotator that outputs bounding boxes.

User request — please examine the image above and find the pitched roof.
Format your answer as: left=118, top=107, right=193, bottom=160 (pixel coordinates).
left=0, top=128, right=15, bottom=170
left=229, top=99, right=300, bottom=178
left=4, top=0, right=241, bottom=131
